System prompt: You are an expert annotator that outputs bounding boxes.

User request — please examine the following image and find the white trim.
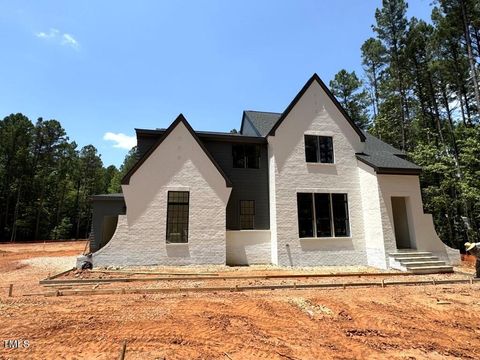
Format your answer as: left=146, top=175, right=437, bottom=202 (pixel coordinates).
left=299, top=237, right=353, bottom=241
left=165, top=186, right=190, bottom=192
left=306, top=162, right=336, bottom=167
left=226, top=230, right=271, bottom=233
left=296, top=188, right=351, bottom=193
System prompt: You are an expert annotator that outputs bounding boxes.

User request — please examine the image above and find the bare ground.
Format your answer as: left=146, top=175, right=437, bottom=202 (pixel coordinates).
left=0, top=241, right=479, bottom=360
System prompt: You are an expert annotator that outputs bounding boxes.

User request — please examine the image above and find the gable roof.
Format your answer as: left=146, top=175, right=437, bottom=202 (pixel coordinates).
left=356, top=131, right=421, bottom=175
left=242, top=112, right=420, bottom=175
left=122, top=114, right=233, bottom=187
left=241, top=110, right=281, bottom=137
left=267, top=73, right=366, bottom=142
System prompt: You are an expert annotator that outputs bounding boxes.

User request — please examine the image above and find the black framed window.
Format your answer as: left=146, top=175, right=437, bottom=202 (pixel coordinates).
left=315, top=193, right=332, bottom=237
left=232, top=144, right=260, bottom=168
left=166, top=191, right=189, bottom=243
left=304, top=135, right=334, bottom=163
left=297, top=193, right=314, bottom=237
left=240, top=200, right=255, bottom=229
left=297, top=193, right=350, bottom=238
left=332, top=194, right=350, bottom=236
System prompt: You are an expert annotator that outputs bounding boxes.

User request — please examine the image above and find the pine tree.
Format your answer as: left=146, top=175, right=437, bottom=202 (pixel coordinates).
left=374, top=0, right=411, bottom=149
left=361, top=38, right=387, bottom=130
left=329, top=70, right=371, bottom=129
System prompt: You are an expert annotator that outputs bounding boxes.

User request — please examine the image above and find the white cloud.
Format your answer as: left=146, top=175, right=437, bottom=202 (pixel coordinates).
left=35, top=28, right=59, bottom=39
left=61, top=33, right=79, bottom=49
left=35, top=28, right=79, bottom=50
left=103, top=132, right=136, bottom=150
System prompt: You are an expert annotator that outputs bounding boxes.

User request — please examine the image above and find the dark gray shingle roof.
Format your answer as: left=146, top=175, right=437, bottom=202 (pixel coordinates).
left=244, top=111, right=421, bottom=174
left=356, top=132, right=421, bottom=174
left=243, top=111, right=282, bottom=137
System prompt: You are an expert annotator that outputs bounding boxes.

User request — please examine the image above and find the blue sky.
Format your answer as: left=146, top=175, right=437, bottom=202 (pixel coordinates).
left=0, top=1, right=432, bottom=167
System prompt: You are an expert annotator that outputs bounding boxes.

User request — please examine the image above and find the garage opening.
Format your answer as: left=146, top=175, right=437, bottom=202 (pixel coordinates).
left=391, top=197, right=413, bottom=249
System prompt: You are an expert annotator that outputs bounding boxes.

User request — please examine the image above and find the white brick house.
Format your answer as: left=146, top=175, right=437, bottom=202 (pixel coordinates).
left=89, top=74, right=458, bottom=272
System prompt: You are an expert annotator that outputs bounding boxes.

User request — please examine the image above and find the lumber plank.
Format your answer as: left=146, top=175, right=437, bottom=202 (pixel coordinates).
left=39, top=271, right=410, bottom=286
left=45, top=267, right=76, bottom=280
left=91, top=270, right=219, bottom=276
left=28, top=277, right=480, bottom=297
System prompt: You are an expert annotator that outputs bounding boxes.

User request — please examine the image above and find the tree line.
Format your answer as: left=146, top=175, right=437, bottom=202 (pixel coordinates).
left=329, top=0, right=480, bottom=247
left=0, top=113, right=136, bottom=241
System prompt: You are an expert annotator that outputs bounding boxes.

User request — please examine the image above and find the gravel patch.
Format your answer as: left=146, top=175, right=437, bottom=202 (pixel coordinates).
left=21, top=256, right=76, bottom=272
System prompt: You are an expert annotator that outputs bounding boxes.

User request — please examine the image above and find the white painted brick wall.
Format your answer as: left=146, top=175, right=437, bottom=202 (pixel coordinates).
left=268, top=80, right=367, bottom=267
left=226, top=230, right=271, bottom=265
left=93, top=121, right=231, bottom=267
left=358, top=162, right=388, bottom=269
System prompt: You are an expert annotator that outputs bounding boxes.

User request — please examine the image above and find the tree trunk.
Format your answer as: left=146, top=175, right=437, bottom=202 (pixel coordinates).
left=426, top=72, right=445, bottom=146
left=34, top=183, right=45, bottom=240
left=460, top=0, right=480, bottom=114
left=74, top=179, right=81, bottom=240
left=10, top=185, right=21, bottom=243
left=441, top=85, right=460, bottom=162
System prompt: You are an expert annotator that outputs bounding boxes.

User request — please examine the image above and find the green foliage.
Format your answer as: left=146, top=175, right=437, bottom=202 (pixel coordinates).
left=0, top=114, right=124, bottom=241
left=108, top=147, right=138, bottom=193
left=337, top=0, right=480, bottom=245
left=374, top=0, right=479, bottom=245
left=50, top=217, right=73, bottom=240
left=329, top=70, right=371, bottom=129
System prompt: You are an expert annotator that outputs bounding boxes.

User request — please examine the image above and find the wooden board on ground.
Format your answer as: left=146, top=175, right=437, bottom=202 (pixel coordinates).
left=29, top=278, right=480, bottom=297
left=39, top=271, right=412, bottom=286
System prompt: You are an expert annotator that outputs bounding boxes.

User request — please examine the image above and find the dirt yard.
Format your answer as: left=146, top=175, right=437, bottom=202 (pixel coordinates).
left=1, top=241, right=479, bottom=360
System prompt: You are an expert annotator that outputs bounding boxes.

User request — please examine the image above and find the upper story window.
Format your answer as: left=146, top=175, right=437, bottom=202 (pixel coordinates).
left=304, top=135, right=334, bottom=163
left=232, top=144, right=260, bottom=169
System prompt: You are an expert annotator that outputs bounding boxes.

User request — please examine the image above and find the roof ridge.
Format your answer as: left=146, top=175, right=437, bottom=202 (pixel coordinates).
left=244, top=110, right=282, bottom=115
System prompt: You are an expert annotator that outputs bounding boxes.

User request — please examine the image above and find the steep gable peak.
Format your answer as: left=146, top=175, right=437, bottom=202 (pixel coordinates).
left=267, top=73, right=366, bottom=142
left=122, top=113, right=232, bottom=187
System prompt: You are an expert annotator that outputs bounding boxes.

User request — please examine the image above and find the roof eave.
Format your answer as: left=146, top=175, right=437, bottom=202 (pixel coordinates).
left=376, top=168, right=422, bottom=175
left=356, top=155, right=422, bottom=175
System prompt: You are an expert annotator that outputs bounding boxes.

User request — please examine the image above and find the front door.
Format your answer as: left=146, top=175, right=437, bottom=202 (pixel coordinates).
left=391, top=197, right=412, bottom=249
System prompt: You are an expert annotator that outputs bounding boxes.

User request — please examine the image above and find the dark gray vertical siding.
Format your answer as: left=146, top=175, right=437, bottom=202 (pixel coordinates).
left=203, top=141, right=270, bottom=230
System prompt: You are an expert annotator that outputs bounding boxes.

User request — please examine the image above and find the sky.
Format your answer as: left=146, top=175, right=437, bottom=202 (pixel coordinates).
left=0, top=0, right=433, bottom=167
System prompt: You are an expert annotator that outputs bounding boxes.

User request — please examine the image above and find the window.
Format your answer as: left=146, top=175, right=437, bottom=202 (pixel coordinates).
left=166, top=191, right=189, bottom=243
left=240, top=200, right=255, bottom=229
left=232, top=144, right=260, bottom=168
left=297, top=194, right=314, bottom=237
left=304, top=135, right=334, bottom=163
left=297, top=193, right=350, bottom=238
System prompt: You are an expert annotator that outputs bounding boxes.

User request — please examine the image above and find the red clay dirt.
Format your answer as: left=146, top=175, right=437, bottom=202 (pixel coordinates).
left=1, top=241, right=479, bottom=360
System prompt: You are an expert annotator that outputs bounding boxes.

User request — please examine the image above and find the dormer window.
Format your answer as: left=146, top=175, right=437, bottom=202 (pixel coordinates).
left=233, top=144, right=260, bottom=168
left=305, top=135, right=334, bottom=163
